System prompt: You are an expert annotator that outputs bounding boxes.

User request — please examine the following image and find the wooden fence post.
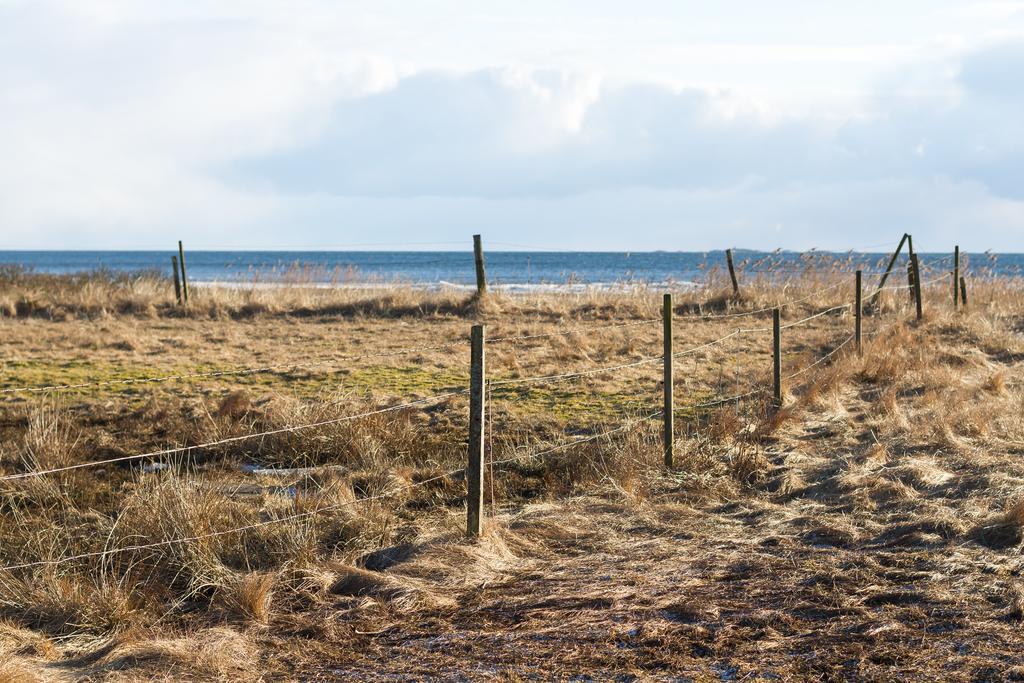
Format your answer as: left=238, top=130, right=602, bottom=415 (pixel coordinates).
left=725, top=249, right=740, bottom=298
left=473, top=235, right=487, bottom=295
left=663, top=293, right=673, bottom=468
left=171, top=256, right=182, bottom=305
left=467, top=324, right=486, bottom=537
left=178, top=241, right=189, bottom=304
left=911, top=254, right=923, bottom=322
left=907, top=262, right=916, bottom=304
left=773, top=308, right=782, bottom=408
left=855, top=270, right=862, bottom=356
left=953, top=245, right=960, bottom=310
left=869, top=233, right=909, bottom=306
left=960, top=276, right=968, bottom=309
left=905, top=233, right=917, bottom=304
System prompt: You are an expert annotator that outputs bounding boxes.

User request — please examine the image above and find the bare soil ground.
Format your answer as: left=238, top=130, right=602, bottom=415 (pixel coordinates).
left=1, top=272, right=1024, bottom=681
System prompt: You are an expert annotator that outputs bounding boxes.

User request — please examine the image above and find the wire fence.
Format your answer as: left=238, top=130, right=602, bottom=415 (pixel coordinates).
left=0, top=254, right=970, bottom=573
left=0, top=411, right=663, bottom=572
left=0, top=274, right=942, bottom=397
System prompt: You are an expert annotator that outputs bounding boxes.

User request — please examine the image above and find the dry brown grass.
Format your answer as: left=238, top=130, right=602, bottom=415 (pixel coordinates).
left=0, top=269, right=1023, bottom=678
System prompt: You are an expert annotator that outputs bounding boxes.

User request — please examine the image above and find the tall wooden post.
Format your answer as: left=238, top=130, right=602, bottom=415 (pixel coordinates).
left=772, top=308, right=782, bottom=408
left=725, top=249, right=740, bottom=298
left=467, top=324, right=486, bottom=537
left=953, top=245, right=960, bottom=310
left=855, top=270, right=863, bottom=356
left=171, top=256, right=182, bottom=305
left=907, top=262, right=916, bottom=304
left=911, top=254, right=923, bottom=322
left=663, top=294, right=674, bottom=468
left=869, top=233, right=909, bottom=305
left=178, top=241, right=189, bottom=304
left=473, top=235, right=487, bottom=295
left=906, top=233, right=916, bottom=304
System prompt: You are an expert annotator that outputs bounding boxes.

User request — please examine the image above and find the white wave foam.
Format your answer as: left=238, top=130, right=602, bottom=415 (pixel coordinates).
left=193, top=279, right=700, bottom=294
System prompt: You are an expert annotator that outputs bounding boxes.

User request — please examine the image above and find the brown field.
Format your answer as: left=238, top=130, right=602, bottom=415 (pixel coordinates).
left=1, top=266, right=1024, bottom=681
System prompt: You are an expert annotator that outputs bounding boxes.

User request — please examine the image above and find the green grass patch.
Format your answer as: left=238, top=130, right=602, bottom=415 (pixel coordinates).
left=0, top=360, right=732, bottom=423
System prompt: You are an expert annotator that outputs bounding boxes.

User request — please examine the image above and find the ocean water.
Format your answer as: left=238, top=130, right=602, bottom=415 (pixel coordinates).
left=0, top=250, right=1014, bottom=288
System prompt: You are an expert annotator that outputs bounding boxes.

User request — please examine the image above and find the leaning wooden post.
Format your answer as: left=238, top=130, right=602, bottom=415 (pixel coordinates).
left=663, top=293, right=674, bottom=468
left=772, top=308, right=782, bottom=408
left=177, top=240, right=189, bottom=304
left=473, top=234, right=487, bottom=296
left=467, top=324, right=486, bottom=537
left=869, top=232, right=909, bottom=306
left=960, top=276, right=968, bottom=309
left=855, top=270, right=863, bottom=356
left=911, top=254, right=923, bottom=322
left=725, top=249, right=740, bottom=298
left=171, top=256, right=182, bottom=305
left=953, top=245, right=961, bottom=310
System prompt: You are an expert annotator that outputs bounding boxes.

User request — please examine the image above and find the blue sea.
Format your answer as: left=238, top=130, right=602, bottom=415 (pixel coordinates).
left=0, top=250, right=1013, bottom=288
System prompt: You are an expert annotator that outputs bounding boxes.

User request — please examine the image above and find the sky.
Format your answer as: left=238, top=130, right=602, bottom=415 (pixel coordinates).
left=2, top=1, right=1024, bottom=251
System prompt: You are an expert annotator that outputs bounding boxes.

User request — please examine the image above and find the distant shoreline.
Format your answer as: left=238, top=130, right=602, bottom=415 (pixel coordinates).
left=0, top=249, right=1008, bottom=285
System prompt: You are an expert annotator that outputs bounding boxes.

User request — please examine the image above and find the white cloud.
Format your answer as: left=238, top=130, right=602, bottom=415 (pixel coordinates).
left=0, top=1, right=1023, bottom=250
left=233, top=39, right=1024, bottom=205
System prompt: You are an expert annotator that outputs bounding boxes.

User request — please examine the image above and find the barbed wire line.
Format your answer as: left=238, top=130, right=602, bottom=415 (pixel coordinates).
left=677, top=331, right=896, bottom=411
left=488, top=325, right=773, bottom=389
left=487, top=356, right=663, bottom=388
left=0, top=413, right=660, bottom=573
left=704, top=298, right=862, bottom=335
left=1, top=278, right=900, bottom=397
left=684, top=320, right=907, bottom=409
left=484, top=241, right=577, bottom=252
left=0, top=315, right=739, bottom=396
left=692, top=278, right=851, bottom=321
left=1, top=288, right=920, bottom=407
left=866, top=273, right=948, bottom=299
left=494, top=410, right=662, bottom=465
left=689, top=385, right=769, bottom=410
left=678, top=320, right=907, bottom=409
left=671, top=330, right=744, bottom=357
left=1, top=311, right=727, bottom=399
left=501, top=280, right=850, bottom=332
left=920, top=275, right=959, bottom=290
left=782, top=305, right=920, bottom=381
left=488, top=299, right=873, bottom=391
left=684, top=333, right=865, bottom=408
left=784, top=334, right=856, bottom=381
left=487, top=318, right=660, bottom=344
left=0, top=319, right=661, bottom=396
left=863, top=315, right=908, bottom=339
left=0, top=391, right=468, bottom=482
left=780, top=303, right=854, bottom=330
left=0, top=466, right=459, bottom=572
left=0, top=304, right=933, bottom=572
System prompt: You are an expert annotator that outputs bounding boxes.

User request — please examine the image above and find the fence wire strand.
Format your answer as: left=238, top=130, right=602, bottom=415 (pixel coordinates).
left=0, top=411, right=661, bottom=572
left=784, top=335, right=856, bottom=380
left=0, top=391, right=467, bottom=482
left=2, top=276, right=900, bottom=396
left=0, top=264, right=948, bottom=573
